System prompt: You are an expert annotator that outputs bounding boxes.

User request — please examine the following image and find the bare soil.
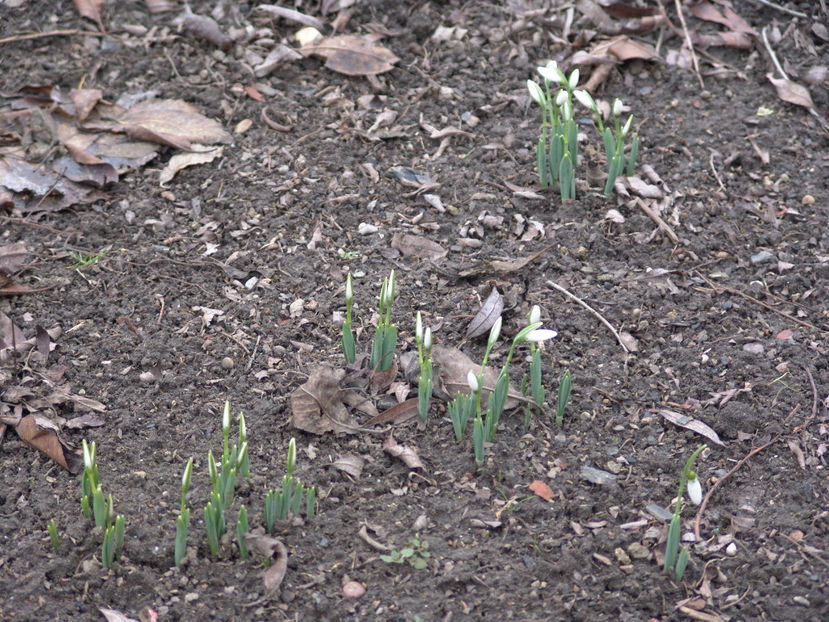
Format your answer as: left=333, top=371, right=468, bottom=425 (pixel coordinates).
left=1, top=1, right=828, bottom=621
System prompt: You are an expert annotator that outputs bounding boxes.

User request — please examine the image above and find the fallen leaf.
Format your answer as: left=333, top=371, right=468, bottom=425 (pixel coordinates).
left=290, top=366, right=358, bottom=434
left=243, top=532, right=288, bottom=592
left=99, top=609, right=140, bottom=622
left=159, top=145, right=224, bottom=185
left=365, top=397, right=420, bottom=426
left=767, top=74, right=816, bottom=111
left=466, top=287, right=503, bottom=338
left=382, top=434, right=424, bottom=471
left=593, top=35, right=660, bottom=62
left=656, top=409, right=725, bottom=446
left=0, top=243, right=29, bottom=275
left=118, top=99, right=232, bottom=149
left=429, top=344, right=523, bottom=409
left=581, top=465, right=618, bottom=486
left=390, top=232, right=447, bottom=262
left=15, top=415, right=83, bottom=473
left=301, top=34, right=400, bottom=76
left=73, top=0, right=103, bottom=30
left=64, top=413, right=106, bottom=429
left=529, top=480, right=553, bottom=501
left=331, top=454, right=364, bottom=479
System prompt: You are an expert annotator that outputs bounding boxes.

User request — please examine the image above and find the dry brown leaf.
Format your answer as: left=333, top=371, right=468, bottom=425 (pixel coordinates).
left=529, top=480, right=553, bottom=501
left=656, top=409, right=725, bottom=446
left=592, top=35, right=660, bottom=62
left=159, top=146, right=224, bottom=185
left=15, top=415, right=83, bottom=473
left=390, top=232, right=447, bottom=262
left=332, top=454, right=364, bottom=479
left=466, top=287, right=503, bottom=338
left=301, top=34, right=400, bottom=76
left=290, top=366, right=358, bottom=434
left=73, top=0, right=103, bottom=29
left=243, top=532, right=288, bottom=592
left=0, top=243, right=28, bottom=276
left=118, top=99, right=232, bottom=149
left=689, top=2, right=756, bottom=36
left=430, top=344, right=523, bottom=409
left=365, top=397, right=420, bottom=426
left=382, top=434, right=424, bottom=471
left=69, top=88, right=102, bottom=122
left=766, top=74, right=816, bottom=111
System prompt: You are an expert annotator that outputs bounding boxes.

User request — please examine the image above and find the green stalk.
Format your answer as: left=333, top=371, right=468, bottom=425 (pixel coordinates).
left=47, top=519, right=59, bottom=550
left=473, top=415, right=484, bottom=468
left=237, top=506, right=249, bottom=559
left=556, top=370, right=571, bottom=427
left=306, top=487, right=316, bottom=519
left=175, top=508, right=189, bottom=568
left=114, top=514, right=125, bottom=559
left=101, top=525, right=115, bottom=569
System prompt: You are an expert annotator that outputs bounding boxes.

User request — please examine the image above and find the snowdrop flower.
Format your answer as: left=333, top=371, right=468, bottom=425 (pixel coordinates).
left=467, top=370, right=479, bottom=393
left=560, top=99, right=572, bottom=122
left=525, top=328, right=558, bottom=343
left=423, top=327, right=432, bottom=352
left=555, top=90, right=568, bottom=107
left=613, top=98, right=624, bottom=117
left=416, top=311, right=423, bottom=342
left=573, top=89, right=596, bottom=112
left=687, top=472, right=703, bottom=505
left=622, top=115, right=633, bottom=137
left=345, top=273, right=353, bottom=304
left=568, top=68, right=580, bottom=90
left=538, top=61, right=566, bottom=85
left=529, top=305, right=541, bottom=325
left=487, top=316, right=502, bottom=350
left=527, top=80, right=544, bottom=105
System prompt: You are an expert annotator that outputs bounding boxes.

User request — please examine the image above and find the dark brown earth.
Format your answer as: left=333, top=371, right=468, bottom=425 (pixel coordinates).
left=1, top=1, right=828, bottom=621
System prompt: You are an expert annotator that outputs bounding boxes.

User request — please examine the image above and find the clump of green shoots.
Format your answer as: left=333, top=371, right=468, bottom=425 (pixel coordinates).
left=380, top=533, right=430, bottom=570
left=556, top=369, right=572, bottom=428
left=204, top=401, right=250, bottom=556
left=341, top=273, right=356, bottom=364
left=47, top=519, right=60, bottom=550
left=174, top=457, right=193, bottom=568
left=80, top=440, right=125, bottom=568
left=573, top=90, right=640, bottom=195
left=527, top=62, right=580, bottom=202
left=415, top=311, right=433, bottom=421
left=467, top=316, right=557, bottom=467
left=370, top=269, right=398, bottom=371
left=664, top=444, right=707, bottom=582
left=263, top=438, right=316, bottom=533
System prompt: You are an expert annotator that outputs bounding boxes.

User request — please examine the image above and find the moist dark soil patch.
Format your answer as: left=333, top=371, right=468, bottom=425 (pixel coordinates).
left=1, top=1, right=828, bottom=621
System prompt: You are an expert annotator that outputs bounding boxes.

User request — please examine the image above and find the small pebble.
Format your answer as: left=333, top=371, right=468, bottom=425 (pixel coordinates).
left=793, top=596, right=810, bottom=607
left=221, top=357, right=234, bottom=370
left=342, top=580, right=365, bottom=599
left=725, top=542, right=737, bottom=556
left=801, top=195, right=815, bottom=205
left=751, top=250, right=774, bottom=265
left=139, top=371, right=156, bottom=383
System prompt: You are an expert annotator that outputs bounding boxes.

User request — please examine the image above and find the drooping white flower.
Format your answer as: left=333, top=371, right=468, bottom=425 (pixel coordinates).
left=467, top=370, right=479, bottom=393
left=525, top=328, right=558, bottom=342
left=527, top=80, right=544, bottom=105
left=529, top=305, right=541, bottom=325
left=423, top=327, right=432, bottom=352
left=573, top=89, right=596, bottom=112
left=687, top=472, right=703, bottom=505
left=622, top=115, right=633, bottom=137
left=568, top=68, right=580, bottom=89
left=538, top=61, right=567, bottom=85
left=555, top=90, right=568, bottom=107
left=560, top=99, right=572, bottom=121
left=613, top=98, right=623, bottom=117
left=487, top=316, right=502, bottom=349
left=222, top=400, right=231, bottom=432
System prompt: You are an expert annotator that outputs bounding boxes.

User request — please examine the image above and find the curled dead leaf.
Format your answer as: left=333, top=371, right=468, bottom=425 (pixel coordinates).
left=300, top=34, right=400, bottom=76
left=15, top=415, right=83, bottom=473
left=290, top=366, right=358, bottom=434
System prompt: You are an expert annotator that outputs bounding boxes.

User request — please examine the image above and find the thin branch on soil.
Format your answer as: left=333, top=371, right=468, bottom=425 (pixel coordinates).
left=708, top=152, right=726, bottom=192
left=795, top=366, right=819, bottom=431
left=750, top=0, right=808, bottom=19
left=0, top=29, right=106, bottom=44
left=672, top=0, right=704, bottom=88
left=634, top=197, right=679, bottom=244
left=693, top=437, right=778, bottom=540
left=693, top=270, right=824, bottom=332
left=545, top=280, right=630, bottom=354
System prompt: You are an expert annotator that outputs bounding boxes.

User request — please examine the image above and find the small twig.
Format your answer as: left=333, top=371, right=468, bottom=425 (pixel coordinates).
left=795, top=366, right=818, bottom=431
left=673, top=0, right=704, bottom=88
left=761, top=26, right=788, bottom=80
left=261, top=107, right=292, bottom=132
left=750, top=0, right=808, bottom=19
left=693, top=438, right=777, bottom=540
left=693, top=270, right=823, bottom=332
left=0, top=29, right=106, bottom=45
left=546, top=280, right=630, bottom=354
left=708, top=152, right=726, bottom=192
left=634, top=197, right=679, bottom=244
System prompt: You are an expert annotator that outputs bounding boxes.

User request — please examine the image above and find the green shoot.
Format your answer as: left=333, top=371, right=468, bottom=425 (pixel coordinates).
left=415, top=312, right=433, bottom=421
left=370, top=270, right=397, bottom=371
left=556, top=369, right=571, bottom=427
left=237, top=506, right=249, bottom=560
left=380, top=534, right=430, bottom=570
left=175, top=508, right=189, bottom=568
left=47, top=519, right=59, bottom=550
left=342, top=273, right=356, bottom=364
left=664, top=444, right=707, bottom=581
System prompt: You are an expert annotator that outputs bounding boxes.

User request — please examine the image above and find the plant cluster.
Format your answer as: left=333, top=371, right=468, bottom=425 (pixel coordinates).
left=527, top=61, right=640, bottom=201
left=80, top=440, right=125, bottom=568
left=264, top=437, right=316, bottom=533
left=664, top=444, right=706, bottom=582
left=380, top=533, right=430, bottom=570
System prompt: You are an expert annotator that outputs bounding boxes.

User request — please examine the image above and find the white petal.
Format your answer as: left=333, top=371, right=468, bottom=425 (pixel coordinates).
left=687, top=476, right=703, bottom=505
left=467, top=370, right=479, bottom=393
left=526, top=80, right=543, bottom=104
left=529, top=305, right=541, bottom=325
left=525, top=328, right=557, bottom=342
left=573, top=89, right=595, bottom=111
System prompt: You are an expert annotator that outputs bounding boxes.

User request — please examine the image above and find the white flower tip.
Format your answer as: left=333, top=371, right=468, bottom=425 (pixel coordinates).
left=568, top=68, right=579, bottom=89
left=622, top=115, right=633, bottom=137
left=526, top=328, right=557, bottom=343
left=613, top=98, right=623, bottom=117
left=467, top=370, right=479, bottom=393
left=574, top=89, right=595, bottom=111
left=687, top=475, right=703, bottom=505
left=488, top=316, right=503, bottom=346
left=555, top=90, right=568, bottom=107
left=423, top=327, right=432, bottom=351
left=345, top=274, right=353, bottom=301
left=529, top=305, right=541, bottom=325
left=527, top=80, right=543, bottom=104
left=416, top=311, right=423, bottom=340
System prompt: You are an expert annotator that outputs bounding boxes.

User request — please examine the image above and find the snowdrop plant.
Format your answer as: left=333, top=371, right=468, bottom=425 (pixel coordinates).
left=664, top=444, right=707, bottom=582
left=556, top=369, right=571, bottom=428
left=263, top=438, right=316, bottom=532
left=370, top=269, right=397, bottom=371
left=415, top=312, right=433, bottom=421
left=47, top=519, right=59, bottom=550
left=174, top=457, right=193, bottom=568
left=527, top=61, right=579, bottom=202
left=341, top=273, right=356, bottom=364
left=573, top=90, right=640, bottom=195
